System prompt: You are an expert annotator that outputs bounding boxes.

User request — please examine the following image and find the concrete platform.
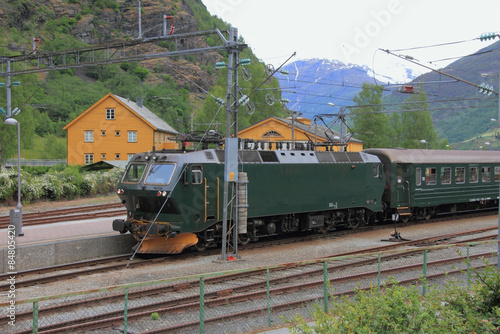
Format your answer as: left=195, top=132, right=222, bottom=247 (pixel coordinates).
left=0, top=215, right=136, bottom=273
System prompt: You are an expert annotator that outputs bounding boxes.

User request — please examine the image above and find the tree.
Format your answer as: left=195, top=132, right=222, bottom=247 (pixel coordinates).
left=351, top=83, right=391, bottom=148
left=398, top=91, right=440, bottom=149
left=0, top=73, right=39, bottom=162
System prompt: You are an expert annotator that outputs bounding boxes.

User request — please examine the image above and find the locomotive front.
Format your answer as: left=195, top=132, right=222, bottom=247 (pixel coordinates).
left=112, top=151, right=199, bottom=254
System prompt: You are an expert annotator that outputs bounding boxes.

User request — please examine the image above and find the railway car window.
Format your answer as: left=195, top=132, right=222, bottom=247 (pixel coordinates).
left=469, top=167, right=478, bottom=183
left=495, top=167, right=500, bottom=182
left=122, top=163, right=146, bottom=183
left=145, top=163, right=176, bottom=185
left=425, top=167, right=437, bottom=185
left=482, top=167, right=491, bottom=183
left=191, top=166, right=203, bottom=184
left=416, top=168, right=421, bottom=186
left=440, top=167, right=451, bottom=185
left=397, top=166, right=403, bottom=184
left=455, top=167, right=465, bottom=184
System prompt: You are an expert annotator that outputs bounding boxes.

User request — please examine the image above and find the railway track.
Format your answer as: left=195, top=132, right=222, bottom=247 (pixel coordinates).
left=0, top=202, right=125, bottom=228
left=0, top=214, right=496, bottom=291
left=2, top=228, right=497, bottom=334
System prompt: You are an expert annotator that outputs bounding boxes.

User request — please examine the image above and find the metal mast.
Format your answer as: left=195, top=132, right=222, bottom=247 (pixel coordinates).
left=221, top=27, right=247, bottom=261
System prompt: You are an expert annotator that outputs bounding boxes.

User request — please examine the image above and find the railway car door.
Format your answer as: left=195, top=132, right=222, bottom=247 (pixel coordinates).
left=396, top=164, right=411, bottom=206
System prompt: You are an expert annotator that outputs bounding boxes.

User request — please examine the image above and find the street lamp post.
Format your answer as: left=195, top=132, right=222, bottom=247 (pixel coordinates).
left=4, top=117, right=23, bottom=237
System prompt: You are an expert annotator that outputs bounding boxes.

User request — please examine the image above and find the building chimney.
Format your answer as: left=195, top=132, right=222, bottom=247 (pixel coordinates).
left=136, top=98, right=143, bottom=108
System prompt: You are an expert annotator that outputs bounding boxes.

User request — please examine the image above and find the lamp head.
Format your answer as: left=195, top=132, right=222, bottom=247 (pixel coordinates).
left=3, top=117, right=18, bottom=125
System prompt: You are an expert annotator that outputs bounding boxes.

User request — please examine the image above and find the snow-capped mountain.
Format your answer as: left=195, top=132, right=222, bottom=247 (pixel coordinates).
left=274, top=58, right=420, bottom=118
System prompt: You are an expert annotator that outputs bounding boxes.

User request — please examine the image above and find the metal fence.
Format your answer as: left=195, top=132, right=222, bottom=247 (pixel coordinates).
left=1, top=239, right=497, bottom=334
left=3, top=159, right=67, bottom=167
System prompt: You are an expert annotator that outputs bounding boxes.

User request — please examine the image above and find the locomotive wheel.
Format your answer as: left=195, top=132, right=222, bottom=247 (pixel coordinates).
left=238, top=234, right=251, bottom=245
left=194, top=241, right=207, bottom=252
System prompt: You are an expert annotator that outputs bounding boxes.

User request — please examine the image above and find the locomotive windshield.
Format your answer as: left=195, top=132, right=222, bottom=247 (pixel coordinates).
left=122, top=163, right=147, bottom=183
left=145, top=163, right=176, bottom=185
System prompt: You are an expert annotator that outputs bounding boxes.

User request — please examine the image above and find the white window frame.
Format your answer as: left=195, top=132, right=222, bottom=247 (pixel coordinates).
left=84, top=154, right=94, bottom=164
left=106, top=108, right=115, bottom=120
left=84, top=131, right=94, bottom=142
left=128, top=131, right=137, bottom=143
left=115, top=153, right=121, bottom=160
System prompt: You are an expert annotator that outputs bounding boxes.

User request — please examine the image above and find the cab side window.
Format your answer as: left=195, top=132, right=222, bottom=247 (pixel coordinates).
left=192, top=165, right=203, bottom=184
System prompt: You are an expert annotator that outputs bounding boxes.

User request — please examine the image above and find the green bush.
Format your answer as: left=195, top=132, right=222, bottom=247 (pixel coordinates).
left=0, top=165, right=123, bottom=204
left=288, top=268, right=500, bottom=334
left=0, top=167, right=16, bottom=201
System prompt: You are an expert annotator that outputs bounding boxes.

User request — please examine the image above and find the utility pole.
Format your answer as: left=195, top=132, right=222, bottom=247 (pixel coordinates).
left=138, top=0, right=142, bottom=39
left=220, top=27, right=247, bottom=261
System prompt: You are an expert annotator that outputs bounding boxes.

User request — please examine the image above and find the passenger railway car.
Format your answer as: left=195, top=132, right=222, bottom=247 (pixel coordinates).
left=113, top=149, right=386, bottom=254
left=365, top=148, right=500, bottom=221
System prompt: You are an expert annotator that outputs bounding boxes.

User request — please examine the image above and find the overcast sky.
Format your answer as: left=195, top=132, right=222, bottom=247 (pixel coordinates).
left=202, top=0, right=500, bottom=77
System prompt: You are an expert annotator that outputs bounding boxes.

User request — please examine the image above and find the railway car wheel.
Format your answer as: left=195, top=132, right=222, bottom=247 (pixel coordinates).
left=400, top=215, right=410, bottom=223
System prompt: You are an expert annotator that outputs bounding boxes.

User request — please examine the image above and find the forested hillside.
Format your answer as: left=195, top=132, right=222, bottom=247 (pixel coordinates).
left=384, top=40, right=500, bottom=146
left=0, top=0, right=283, bottom=161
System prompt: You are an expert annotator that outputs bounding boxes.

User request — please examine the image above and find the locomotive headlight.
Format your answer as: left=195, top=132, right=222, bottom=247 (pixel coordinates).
left=157, top=191, right=168, bottom=197
left=162, top=191, right=167, bottom=197
left=117, top=189, right=124, bottom=195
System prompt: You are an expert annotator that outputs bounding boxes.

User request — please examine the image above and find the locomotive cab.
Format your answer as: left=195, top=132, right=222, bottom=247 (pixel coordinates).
left=114, top=153, right=202, bottom=254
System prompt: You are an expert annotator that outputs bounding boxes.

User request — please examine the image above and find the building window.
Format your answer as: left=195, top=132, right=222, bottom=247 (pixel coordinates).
left=128, top=131, right=137, bottom=143
left=115, top=130, right=120, bottom=136
left=84, top=154, right=94, bottom=164
left=128, top=154, right=134, bottom=160
left=115, top=153, right=121, bottom=160
left=263, top=130, right=282, bottom=138
left=106, top=108, right=115, bottom=120
left=101, top=130, right=106, bottom=137
left=84, top=131, right=94, bottom=142
left=101, top=153, right=106, bottom=160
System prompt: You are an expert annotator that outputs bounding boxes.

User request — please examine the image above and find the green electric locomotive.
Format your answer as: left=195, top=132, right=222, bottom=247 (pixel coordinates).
left=113, top=149, right=386, bottom=254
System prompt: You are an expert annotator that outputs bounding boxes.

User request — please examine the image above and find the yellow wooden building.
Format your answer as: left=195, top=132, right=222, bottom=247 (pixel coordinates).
left=238, top=116, right=364, bottom=151
left=64, top=93, right=178, bottom=165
